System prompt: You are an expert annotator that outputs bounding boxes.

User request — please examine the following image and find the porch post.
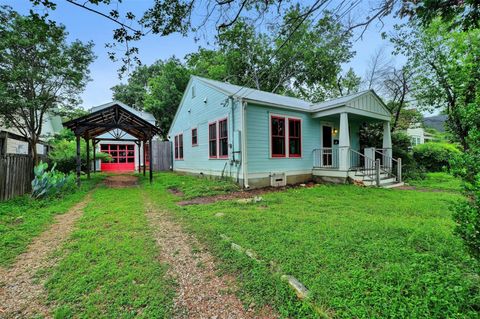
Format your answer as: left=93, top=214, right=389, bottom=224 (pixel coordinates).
left=339, top=112, right=350, bottom=171
left=382, top=121, right=393, bottom=170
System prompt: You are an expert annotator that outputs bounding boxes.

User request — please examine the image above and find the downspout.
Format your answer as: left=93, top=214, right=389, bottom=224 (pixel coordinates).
left=241, top=99, right=249, bottom=189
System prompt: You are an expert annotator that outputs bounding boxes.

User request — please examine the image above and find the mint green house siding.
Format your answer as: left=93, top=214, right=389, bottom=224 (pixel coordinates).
left=169, top=78, right=243, bottom=180
left=245, top=103, right=361, bottom=175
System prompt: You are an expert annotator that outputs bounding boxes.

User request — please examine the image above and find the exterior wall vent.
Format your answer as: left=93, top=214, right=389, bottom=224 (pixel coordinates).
left=270, top=172, right=286, bottom=187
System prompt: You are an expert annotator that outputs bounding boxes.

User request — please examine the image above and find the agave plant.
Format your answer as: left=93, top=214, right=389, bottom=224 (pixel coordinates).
left=31, top=161, right=75, bottom=199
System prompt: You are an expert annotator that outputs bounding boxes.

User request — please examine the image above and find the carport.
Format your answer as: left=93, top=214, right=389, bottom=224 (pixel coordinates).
left=64, top=102, right=162, bottom=185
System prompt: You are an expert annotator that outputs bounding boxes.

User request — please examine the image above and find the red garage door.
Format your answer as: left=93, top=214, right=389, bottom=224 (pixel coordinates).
left=100, top=144, right=135, bottom=172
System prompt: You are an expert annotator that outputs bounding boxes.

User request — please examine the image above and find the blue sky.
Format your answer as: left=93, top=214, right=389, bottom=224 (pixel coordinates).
left=3, top=0, right=404, bottom=109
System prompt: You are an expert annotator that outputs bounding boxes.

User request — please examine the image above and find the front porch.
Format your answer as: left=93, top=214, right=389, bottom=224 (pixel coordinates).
left=309, top=92, right=403, bottom=187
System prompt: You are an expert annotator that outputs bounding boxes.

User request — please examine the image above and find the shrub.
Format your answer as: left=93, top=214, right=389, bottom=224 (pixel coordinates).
left=31, top=162, right=75, bottom=199
left=48, top=129, right=111, bottom=173
left=412, top=142, right=461, bottom=172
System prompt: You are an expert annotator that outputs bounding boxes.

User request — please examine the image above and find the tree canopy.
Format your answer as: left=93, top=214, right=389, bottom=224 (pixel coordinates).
left=0, top=7, right=95, bottom=165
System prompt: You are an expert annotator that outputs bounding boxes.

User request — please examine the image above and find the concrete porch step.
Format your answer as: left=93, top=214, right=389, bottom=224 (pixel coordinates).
left=381, top=181, right=405, bottom=188
left=362, top=177, right=397, bottom=186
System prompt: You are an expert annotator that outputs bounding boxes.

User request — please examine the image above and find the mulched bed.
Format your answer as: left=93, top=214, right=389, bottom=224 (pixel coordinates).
left=177, top=182, right=316, bottom=206
left=104, top=175, right=139, bottom=188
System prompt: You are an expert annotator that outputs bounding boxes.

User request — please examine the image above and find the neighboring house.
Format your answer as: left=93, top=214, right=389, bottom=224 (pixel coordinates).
left=92, top=101, right=157, bottom=172
left=168, top=76, right=403, bottom=188
left=406, top=126, right=435, bottom=146
left=0, top=113, right=63, bottom=156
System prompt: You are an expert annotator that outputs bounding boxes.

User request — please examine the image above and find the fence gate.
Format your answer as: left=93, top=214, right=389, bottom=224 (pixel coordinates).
left=150, top=140, right=172, bottom=171
left=0, top=154, right=33, bottom=201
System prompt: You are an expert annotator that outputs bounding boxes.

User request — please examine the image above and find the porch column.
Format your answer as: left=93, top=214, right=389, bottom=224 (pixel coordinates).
left=382, top=121, right=393, bottom=169
left=339, top=112, right=350, bottom=171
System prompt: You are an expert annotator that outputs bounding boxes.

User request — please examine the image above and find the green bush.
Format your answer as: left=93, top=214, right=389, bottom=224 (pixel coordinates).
left=412, top=142, right=461, bottom=172
left=392, top=132, right=426, bottom=180
left=48, top=129, right=111, bottom=173
left=31, top=162, right=75, bottom=198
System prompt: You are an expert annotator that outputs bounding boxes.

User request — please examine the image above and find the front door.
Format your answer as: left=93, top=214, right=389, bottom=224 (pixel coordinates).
left=322, top=125, right=333, bottom=167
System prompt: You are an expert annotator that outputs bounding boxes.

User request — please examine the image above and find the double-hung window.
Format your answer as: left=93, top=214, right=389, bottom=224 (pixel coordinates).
left=174, top=134, right=183, bottom=160
left=209, top=118, right=228, bottom=158
left=218, top=119, right=228, bottom=158
left=288, top=119, right=301, bottom=157
left=271, top=115, right=302, bottom=158
left=191, top=128, right=198, bottom=146
left=209, top=122, right=217, bottom=158
left=271, top=116, right=286, bottom=157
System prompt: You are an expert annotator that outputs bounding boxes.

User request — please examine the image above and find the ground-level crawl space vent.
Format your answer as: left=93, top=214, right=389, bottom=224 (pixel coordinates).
left=270, top=172, right=286, bottom=187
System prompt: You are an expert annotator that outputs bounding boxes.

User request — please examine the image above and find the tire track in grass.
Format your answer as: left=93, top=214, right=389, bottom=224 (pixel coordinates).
left=44, top=186, right=173, bottom=318
left=143, top=192, right=277, bottom=319
left=0, top=192, right=92, bottom=318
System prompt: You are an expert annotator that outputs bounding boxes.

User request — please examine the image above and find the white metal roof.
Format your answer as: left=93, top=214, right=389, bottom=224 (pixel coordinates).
left=194, top=76, right=313, bottom=111
left=193, top=76, right=389, bottom=116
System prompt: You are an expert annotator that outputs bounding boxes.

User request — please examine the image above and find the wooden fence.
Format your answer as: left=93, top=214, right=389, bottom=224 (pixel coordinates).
left=151, top=140, right=172, bottom=171
left=0, top=154, right=33, bottom=201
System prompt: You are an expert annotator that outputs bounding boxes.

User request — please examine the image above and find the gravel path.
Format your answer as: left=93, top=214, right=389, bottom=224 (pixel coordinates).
left=144, top=195, right=276, bottom=319
left=0, top=193, right=92, bottom=319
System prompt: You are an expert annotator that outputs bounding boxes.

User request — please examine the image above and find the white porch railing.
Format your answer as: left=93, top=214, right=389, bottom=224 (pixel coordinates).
left=313, top=148, right=339, bottom=169
left=313, top=147, right=402, bottom=185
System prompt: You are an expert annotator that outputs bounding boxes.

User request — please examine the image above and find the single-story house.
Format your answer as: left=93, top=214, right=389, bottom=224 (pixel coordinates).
left=168, top=76, right=403, bottom=188
left=406, top=126, right=435, bottom=146
left=91, top=101, right=157, bottom=172
left=0, top=113, right=63, bottom=156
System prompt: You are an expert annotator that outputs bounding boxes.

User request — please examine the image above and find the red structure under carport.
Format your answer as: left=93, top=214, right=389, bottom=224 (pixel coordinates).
left=63, top=102, right=161, bottom=185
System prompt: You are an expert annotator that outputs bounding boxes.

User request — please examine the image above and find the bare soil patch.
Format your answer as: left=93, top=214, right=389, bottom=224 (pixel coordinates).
left=144, top=195, right=276, bottom=319
left=104, top=175, right=138, bottom=188
left=168, top=187, right=184, bottom=197
left=0, top=193, right=92, bottom=318
left=177, top=187, right=287, bottom=206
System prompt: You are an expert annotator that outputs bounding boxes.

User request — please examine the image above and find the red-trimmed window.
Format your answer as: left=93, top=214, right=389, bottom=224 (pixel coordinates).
left=218, top=118, right=228, bottom=158
left=191, top=128, right=198, bottom=146
left=209, top=122, right=217, bottom=158
left=288, top=119, right=301, bottom=157
left=174, top=135, right=178, bottom=159
left=174, top=134, right=183, bottom=160
left=271, top=116, right=286, bottom=157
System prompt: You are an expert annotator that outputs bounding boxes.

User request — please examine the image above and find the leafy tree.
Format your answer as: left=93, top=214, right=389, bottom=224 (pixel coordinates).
left=392, top=19, right=480, bottom=259
left=143, top=58, right=191, bottom=137
left=111, top=61, right=164, bottom=110
left=0, top=7, right=95, bottom=166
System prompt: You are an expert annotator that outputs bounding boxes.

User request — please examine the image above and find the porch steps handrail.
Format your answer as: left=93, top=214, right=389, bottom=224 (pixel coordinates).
left=375, top=149, right=402, bottom=183
left=349, top=148, right=377, bottom=180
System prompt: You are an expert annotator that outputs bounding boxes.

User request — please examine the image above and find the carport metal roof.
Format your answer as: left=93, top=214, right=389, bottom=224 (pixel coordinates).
left=64, top=102, right=161, bottom=140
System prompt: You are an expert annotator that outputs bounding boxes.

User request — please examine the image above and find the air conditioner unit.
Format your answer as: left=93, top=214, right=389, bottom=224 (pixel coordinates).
left=270, top=172, right=286, bottom=187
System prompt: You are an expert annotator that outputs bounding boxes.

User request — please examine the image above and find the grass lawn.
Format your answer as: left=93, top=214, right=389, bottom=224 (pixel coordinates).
left=45, top=185, right=173, bottom=318
left=408, top=172, right=463, bottom=192
left=0, top=174, right=103, bottom=267
left=146, top=173, right=480, bottom=318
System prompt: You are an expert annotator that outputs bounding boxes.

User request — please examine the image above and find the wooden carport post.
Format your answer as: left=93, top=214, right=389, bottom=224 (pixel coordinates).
left=76, top=134, right=81, bottom=186
left=143, top=140, right=146, bottom=176
left=86, top=137, right=90, bottom=180
left=149, top=138, right=153, bottom=183
left=135, top=140, right=141, bottom=173
left=92, top=139, right=97, bottom=173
